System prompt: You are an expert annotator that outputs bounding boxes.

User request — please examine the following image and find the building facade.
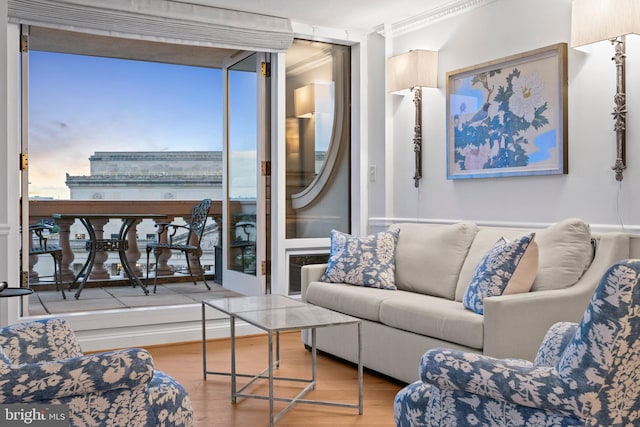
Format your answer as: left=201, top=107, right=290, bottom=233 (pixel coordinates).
left=66, top=151, right=222, bottom=201
left=60, top=151, right=223, bottom=277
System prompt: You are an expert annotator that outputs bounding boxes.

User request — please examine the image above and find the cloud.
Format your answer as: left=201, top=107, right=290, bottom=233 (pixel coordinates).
left=229, top=151, right=257, bottom=199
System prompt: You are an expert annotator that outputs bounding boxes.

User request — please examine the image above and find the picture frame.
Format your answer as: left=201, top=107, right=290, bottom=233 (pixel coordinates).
left=446, top=43, right=568, bottom=179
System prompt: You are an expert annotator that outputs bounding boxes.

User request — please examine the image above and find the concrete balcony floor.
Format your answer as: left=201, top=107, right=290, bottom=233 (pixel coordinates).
left=28, top=277, right=240, bottom=316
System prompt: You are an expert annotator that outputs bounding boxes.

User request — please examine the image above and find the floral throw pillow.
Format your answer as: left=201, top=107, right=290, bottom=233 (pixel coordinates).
left=321, top=229, right=400, bottom=290
left=463, top=233, right=538, bottom=315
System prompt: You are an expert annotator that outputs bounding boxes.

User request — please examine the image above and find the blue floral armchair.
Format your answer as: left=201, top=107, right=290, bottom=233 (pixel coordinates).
left=0, top=318, right=194, bottom=426
left=395, top=259, right=640, bottom=427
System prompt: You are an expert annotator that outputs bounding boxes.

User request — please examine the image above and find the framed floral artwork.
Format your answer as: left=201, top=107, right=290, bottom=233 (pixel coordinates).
left=446, top=43, right=568, bottom=179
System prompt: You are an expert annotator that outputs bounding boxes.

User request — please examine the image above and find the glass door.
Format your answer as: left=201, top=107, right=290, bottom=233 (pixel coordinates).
left=20, top=25, right=30, bottom=292
left=222, top=52, right=268, bottom=295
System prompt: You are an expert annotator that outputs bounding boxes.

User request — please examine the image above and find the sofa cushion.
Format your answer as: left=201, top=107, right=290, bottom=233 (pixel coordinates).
left=455, top=228, right=526, bottom=301
left=321, top=229, right=399, bottom=290
left=389, top=222, right=478, bottom=299
left=455, top=218, right=593, bottom=300
left=379, top=292, right=484, bottom=350
left=531, top=218, right=592, bottom=292
left=462, top=233, right=538, bottom=315
left=305, top=281, right=404, bottom=322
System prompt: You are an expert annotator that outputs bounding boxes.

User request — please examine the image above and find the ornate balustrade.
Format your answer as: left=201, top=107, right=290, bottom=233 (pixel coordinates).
left=27, top=200, right=223, bottom=286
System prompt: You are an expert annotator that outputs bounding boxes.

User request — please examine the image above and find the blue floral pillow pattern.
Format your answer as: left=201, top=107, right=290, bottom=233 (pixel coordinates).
left=463, top=233, right=538, bottom=314
left=321, top=229, right=400, bottom=290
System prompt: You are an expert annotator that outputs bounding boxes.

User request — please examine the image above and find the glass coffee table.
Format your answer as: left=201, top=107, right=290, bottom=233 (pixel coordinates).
left=202, top=295, right=363, bottom=426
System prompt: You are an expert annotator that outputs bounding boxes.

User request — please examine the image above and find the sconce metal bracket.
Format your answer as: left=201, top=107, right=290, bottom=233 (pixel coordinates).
left=611, top=36, right=627, bottom=181
left=412, top=86, right=422, bottom=187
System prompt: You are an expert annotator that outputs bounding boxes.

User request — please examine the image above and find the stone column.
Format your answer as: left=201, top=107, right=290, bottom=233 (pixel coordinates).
left=126, top=220, right=142, bottom=277
left=153, top=217, right=174, bottom=277
left=88, top=218, right=110, bottom=280
left=27, top=228, right=40, bottom=282
left=56, top=218, right=76, bottom=283
left=187, top=230, right=203, bottom=276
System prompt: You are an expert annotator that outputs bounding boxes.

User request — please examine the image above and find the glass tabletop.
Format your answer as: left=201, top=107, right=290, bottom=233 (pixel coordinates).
left=203, top=294, right=360, bottom=332
left=203, top=294, right=305, bottom=314
left=236, top=304, right=360, bottom=331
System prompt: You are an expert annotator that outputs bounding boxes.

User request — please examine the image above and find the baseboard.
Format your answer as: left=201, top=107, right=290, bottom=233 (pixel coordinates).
left=74, top=318, right=263, bottom=352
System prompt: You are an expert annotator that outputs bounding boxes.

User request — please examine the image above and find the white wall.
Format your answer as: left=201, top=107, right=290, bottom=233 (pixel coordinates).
left=375, top=0, right=640, bottom=230
left=367, top=32, right=387, bottom=218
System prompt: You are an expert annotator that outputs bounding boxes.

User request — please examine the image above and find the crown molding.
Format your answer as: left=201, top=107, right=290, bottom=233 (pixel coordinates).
left=375, top=0, right=498, bottom=37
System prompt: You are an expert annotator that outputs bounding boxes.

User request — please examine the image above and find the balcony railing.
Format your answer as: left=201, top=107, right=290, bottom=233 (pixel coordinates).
left=27, top=200, right=223, bottom=287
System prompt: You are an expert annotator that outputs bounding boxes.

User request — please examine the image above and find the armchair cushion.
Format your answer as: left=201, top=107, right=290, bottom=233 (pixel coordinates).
left=424, top=387, right=582, bottom=427
left=0, top=348, right=154, bottom=403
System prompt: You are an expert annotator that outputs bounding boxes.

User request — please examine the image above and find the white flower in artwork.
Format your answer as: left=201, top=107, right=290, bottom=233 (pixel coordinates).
left=510, top=72, right=545, bottom=123
left=457, top=142, right=499, bottom=170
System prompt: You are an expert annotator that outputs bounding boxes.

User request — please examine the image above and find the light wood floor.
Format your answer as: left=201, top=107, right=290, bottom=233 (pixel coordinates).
left=147, top=332, right=405, bottom=426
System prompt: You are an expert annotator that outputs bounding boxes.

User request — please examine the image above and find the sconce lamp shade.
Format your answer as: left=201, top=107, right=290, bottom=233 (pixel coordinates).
left=294, top=84, right=315, bottom=118
left=387, top=49, right=438, bottom=93
left=571, top=0, right=640, bottom=47
left=294, top=82, right=333, bottom=118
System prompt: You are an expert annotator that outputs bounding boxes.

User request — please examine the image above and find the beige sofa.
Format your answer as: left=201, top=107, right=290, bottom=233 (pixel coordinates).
left=300, top=219, right=629, bottom=384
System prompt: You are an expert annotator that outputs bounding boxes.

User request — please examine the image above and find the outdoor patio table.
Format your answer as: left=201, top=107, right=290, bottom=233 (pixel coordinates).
left=0, top=282, right=33, bottom=298
left=52, top=213, right=167, bottom=299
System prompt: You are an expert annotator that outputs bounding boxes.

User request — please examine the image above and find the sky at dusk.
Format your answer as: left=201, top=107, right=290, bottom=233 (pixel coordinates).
left=28, top=51, right=228, bottom=199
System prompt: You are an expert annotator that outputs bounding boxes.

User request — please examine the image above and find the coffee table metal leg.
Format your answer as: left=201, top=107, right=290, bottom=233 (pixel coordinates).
left=231, top=315, right=237, bottom=404
left=268, top=330, right=274, bottom=427
left=358, top=322, right=363, bottom=414
left=311, top=328, right=317, bottom=387
left=275, top=330, right=280, bottom=368
left=202, top=303, right=207, bottom=380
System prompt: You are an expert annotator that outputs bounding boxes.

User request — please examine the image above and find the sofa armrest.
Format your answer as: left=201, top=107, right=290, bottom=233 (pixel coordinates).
left=483, top=232, right=629, bottom=361
left=300, top=263, right=327, bottom=302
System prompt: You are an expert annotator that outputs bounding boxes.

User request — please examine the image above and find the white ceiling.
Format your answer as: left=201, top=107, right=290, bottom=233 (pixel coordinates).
left=32, top=1, right=485, bottom=68
left=186, top=0, right=458, bottom=33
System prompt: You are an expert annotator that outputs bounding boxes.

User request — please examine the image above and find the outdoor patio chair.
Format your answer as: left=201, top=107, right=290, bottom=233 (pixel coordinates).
left=0, top=317, right=194, bottom=426
left=146, top=198, right=212, bottom=293
left=26, top=221, right=65, bottom=299
left=231, top=220, right=256, bottom=274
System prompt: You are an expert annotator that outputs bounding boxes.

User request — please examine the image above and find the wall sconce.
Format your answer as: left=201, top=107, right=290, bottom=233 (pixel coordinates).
left=294, top=84, right=315, bottom=118
left=294, top=82, right=333, bottom=118
left=286, top=118, right=300, bottom=155
left=571, top=0, right=640, bottom=181
left=388, top=50, right=438, bottom=187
